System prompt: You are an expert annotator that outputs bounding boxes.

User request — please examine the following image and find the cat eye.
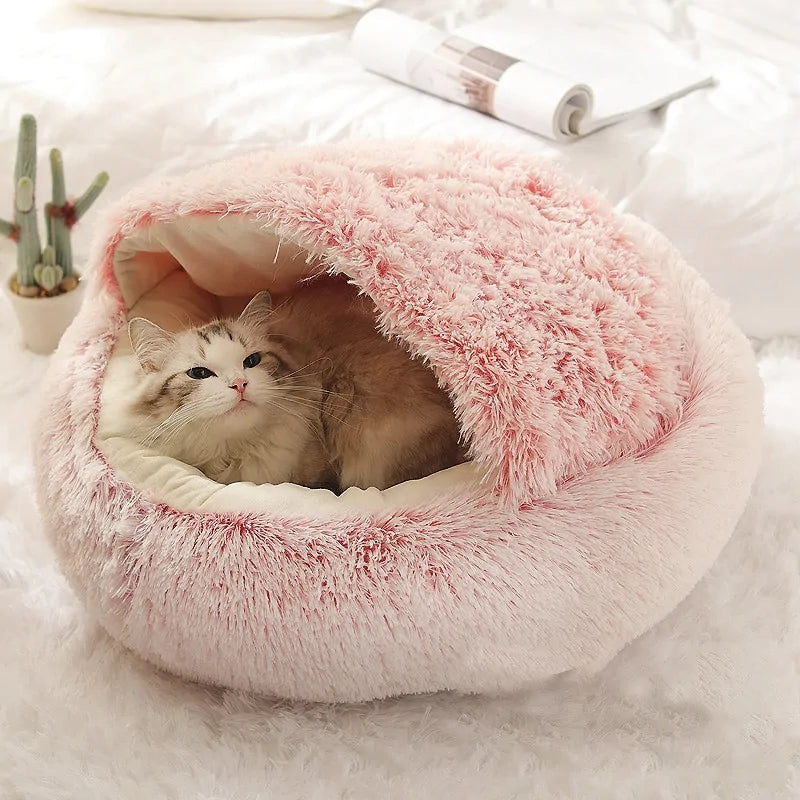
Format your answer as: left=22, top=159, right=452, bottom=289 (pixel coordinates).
left=243, top=352, right=261, bottom=369
left=186, top=367, right=215, bottom=379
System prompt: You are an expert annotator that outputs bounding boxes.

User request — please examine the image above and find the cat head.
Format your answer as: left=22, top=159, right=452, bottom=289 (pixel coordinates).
left=128, top=291, right=289, bottom=433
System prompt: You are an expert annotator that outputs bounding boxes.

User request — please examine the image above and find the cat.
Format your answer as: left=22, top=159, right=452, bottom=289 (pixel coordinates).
left=262, top=278, right=466, bottom=491
left=108, top=279, right=465, bottom=491
left=111, top=293, right=334, bottom=488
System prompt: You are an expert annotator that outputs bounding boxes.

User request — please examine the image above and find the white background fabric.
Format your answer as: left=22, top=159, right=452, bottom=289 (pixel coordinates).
left=78, top=0, right=378, bottom=18
left=1, top=1, right=799, bottom=796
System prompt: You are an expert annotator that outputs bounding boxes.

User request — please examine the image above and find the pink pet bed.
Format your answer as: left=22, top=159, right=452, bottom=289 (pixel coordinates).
left=34, top=141, right=762, bottom=702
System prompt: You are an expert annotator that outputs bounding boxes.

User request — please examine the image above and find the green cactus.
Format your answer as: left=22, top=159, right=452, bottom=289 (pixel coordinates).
left=33, top=245, right=64, bottom=293
left=49, top=148, right=109, bottom=277
left=0, top=115, right=43, bottom=288
left=1, top=113, right=108, bottom=295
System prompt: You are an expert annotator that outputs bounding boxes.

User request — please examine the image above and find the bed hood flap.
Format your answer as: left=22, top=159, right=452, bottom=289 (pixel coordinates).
left=94, top=140, right=691, bottom=504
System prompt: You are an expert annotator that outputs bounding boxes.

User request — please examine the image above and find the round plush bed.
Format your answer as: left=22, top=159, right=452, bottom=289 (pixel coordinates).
left=34, top=141, right=762, bottom=702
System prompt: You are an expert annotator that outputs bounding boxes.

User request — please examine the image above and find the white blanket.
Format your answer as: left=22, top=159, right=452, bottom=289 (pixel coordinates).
left=1, top=1, right=798, bottom=797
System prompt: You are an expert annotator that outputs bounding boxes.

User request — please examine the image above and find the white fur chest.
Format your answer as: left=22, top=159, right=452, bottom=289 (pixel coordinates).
left=184, top=413, right=318, bottom=485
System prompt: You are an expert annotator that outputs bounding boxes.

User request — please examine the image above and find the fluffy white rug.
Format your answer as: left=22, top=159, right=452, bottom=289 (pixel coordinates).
left=1, top=279, right=797, bottom=797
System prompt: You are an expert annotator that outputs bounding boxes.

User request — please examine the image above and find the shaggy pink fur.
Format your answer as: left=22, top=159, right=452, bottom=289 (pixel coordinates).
left=34, top=141, right=762, bottom=701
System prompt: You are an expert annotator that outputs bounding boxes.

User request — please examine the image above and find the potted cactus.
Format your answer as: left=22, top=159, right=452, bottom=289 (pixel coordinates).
left=2, top=114, right=108, bottom=354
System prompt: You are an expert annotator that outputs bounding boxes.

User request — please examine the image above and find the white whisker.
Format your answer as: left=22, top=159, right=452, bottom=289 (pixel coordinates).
left=140, top=396, right=218, bottom=446
left=275, top=357, right=333, bottom=382
left=272, top=394, right=354, bottom=428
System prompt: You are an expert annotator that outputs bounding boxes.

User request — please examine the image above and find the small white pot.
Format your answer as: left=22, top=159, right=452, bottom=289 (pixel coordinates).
left=4, top=274, right=87, bottom=355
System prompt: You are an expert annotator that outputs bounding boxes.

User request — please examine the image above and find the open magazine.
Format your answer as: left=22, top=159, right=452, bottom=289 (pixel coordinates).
left=352, top=6, right=714, bottom=142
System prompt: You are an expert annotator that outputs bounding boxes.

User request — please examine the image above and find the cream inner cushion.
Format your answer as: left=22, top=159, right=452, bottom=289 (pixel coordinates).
left=97, top=216, right=480, bottom=517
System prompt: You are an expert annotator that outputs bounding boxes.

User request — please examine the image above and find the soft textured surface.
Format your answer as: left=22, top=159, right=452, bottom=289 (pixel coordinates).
left=33, top=141, right=761, bottom=702
left=2, top=318, right=796, bottom=797
left=1, top=0, right=796, bottom=791
left=104, top=141, right=692, bottom=503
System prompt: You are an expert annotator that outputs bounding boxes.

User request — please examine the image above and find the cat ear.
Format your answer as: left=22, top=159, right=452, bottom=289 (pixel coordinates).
left=238, top=290, right=272, bottom=329
left=128, top=318, right=175, bottom=373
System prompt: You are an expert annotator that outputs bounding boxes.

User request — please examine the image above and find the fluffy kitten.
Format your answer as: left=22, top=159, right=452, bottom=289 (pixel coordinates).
left=119, top=294, right=333, bottom=488
left=265, top=279, right=466, bottom=491
left=109, top=280, right=465, bottom=492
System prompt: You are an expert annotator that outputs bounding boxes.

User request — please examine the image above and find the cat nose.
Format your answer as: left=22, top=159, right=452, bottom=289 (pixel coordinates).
left=229, top=378, right=248, bottom=396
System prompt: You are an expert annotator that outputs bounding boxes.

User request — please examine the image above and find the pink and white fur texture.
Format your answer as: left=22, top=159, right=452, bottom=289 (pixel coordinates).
left=34, top=141, right=762, bottom=702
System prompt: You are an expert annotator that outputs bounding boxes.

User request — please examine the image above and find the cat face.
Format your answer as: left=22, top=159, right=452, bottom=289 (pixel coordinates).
left=129, top=292, right=288, bottom=435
